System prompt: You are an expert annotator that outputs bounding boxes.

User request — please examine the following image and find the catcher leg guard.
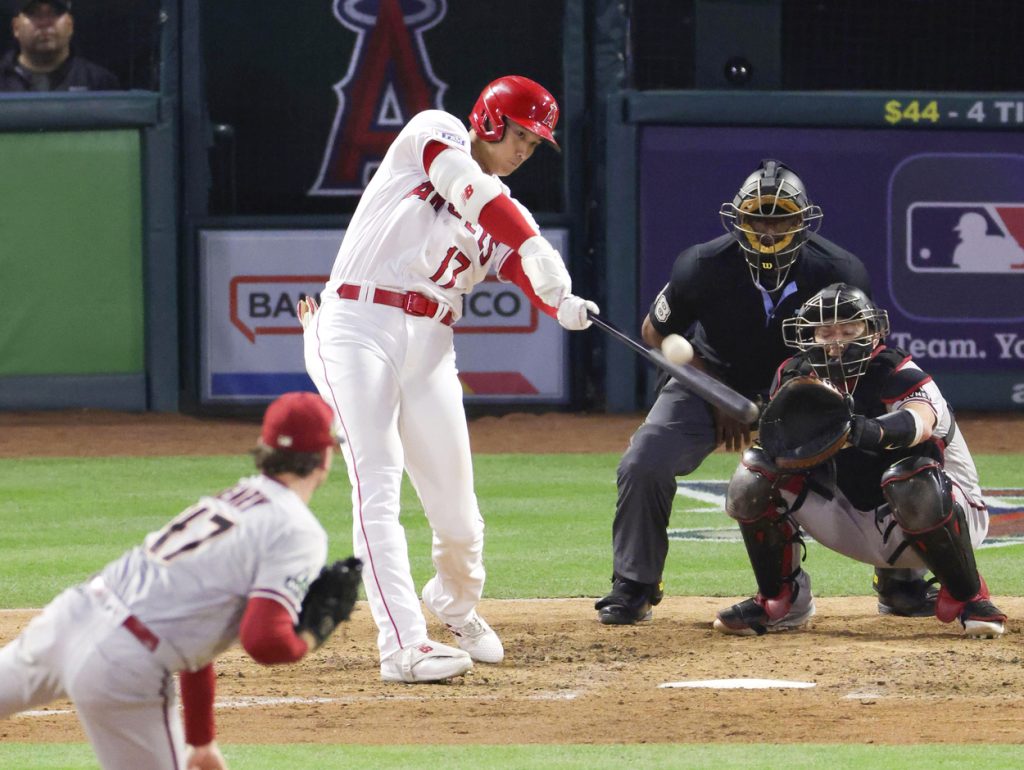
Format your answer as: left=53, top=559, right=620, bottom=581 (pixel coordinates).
left=725, top=448, right=790, bottom=524
left=595, top=574, right=664, bottom=625
left=727, top=449, right=808, bottom=600
left=714, top=570, right=815, bottom=637
left=873, top=567, right=938, bottom=617
left=882, top=458, right=981, bottom=604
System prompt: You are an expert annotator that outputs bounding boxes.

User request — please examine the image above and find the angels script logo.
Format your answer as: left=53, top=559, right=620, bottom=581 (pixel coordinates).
left=310, top=0, right=448, bottom=196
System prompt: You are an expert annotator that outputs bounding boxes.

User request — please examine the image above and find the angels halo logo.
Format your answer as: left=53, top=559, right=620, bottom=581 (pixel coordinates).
left=310, top=0, right=448, bottom=196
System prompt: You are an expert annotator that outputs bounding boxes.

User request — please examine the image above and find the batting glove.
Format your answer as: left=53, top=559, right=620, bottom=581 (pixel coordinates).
left=297, top=295, right=319, bottom=330
left=556, top=295, right=600, bottom=331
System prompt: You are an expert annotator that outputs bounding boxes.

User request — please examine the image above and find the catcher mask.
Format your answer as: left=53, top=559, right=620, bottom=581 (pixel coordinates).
left=782, top=283, right=889, bottom=394
left=719, top=159, right=823, bottom=292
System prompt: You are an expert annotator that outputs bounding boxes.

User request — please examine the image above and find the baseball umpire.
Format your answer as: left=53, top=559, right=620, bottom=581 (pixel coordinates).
left=714, top=284, right=1005, bottom=638
left=0, top=393, right=362, bottom=770
left=595, top=159, right=928, bottom=624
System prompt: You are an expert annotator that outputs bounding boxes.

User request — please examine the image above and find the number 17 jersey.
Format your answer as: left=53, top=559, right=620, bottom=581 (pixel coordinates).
left=98, top=474, right=327, bottom=672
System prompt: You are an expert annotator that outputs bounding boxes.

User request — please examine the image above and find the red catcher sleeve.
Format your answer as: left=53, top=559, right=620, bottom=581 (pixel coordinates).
left=497, top=251, right=558, bottom=320
left=239, top=597, right=309, bottom=665
left=180, top=664, right=215, bottom=747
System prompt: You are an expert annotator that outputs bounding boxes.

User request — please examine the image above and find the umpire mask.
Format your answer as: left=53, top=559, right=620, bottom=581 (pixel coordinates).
left=719, top=159, right=823, bottom=292
left=781, top=283, right=889, bottom=394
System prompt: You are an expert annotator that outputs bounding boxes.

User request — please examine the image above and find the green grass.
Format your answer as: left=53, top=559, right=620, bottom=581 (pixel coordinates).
left=1, top=743, right=1023, bottom=770
left=0, top=453, right=1020, bottom=607
left=1, top=451, right=1021, bottom=769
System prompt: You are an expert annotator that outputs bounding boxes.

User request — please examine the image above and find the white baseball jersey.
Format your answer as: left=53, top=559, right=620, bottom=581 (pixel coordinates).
left=326, top=109, right=532, bottom=320
left=307, top=108, right=542, bottom=664
left=0, top=473, right=327, bottom=769
left=99, top=473, right=328, bottom=671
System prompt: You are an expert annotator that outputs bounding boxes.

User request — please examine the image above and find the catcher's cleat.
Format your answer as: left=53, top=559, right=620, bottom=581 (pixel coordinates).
left=594, top=576, right=664, bottom=625
left=713, top=574, right=815, bottom=636
left=873, top=568, right=939, bottom=617
left=444, top=612, right=504, bottom=664
left=380, top=640, right=473, bottom=683
left=935, top=575, right=1006, bottom=638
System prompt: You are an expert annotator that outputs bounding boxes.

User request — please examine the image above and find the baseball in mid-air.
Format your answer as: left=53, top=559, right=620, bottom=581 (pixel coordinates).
left=661, top=334, right=694, bottom=366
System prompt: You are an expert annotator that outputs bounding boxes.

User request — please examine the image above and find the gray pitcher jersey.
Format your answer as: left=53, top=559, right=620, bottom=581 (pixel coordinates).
left=98, top=474, right=327, bottom=672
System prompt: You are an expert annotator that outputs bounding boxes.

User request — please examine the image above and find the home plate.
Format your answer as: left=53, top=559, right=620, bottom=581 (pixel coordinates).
left=659, top=678, right=816, bottom=690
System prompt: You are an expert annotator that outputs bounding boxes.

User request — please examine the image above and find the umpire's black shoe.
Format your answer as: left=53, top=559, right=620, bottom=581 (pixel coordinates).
left=595, top=575, right=664, bottom=625
left=873, top=568, right=938, bottom=617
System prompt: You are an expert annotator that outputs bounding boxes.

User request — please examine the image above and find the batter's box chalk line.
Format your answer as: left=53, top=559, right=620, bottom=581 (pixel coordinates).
left=659, top=678, right=816, bottom=689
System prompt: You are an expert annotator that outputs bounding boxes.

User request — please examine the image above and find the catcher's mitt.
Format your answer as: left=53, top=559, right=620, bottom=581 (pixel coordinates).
left=758, top=376, right=851, bottom=470
left=295, top=556, right=362, bottom=649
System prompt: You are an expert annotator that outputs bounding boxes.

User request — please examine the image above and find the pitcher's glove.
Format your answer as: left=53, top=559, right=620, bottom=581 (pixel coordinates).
left=295, top=556, right=362, bottom=649
left=757, top=376, right=851, bottom=470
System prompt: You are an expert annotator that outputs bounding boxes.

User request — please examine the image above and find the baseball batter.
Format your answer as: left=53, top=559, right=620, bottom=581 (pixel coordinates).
left=302, top=76, right=598, bottom=683
left=0, top=392, right=355, bottom=770
left=715, top=284, right=1006, bottom=638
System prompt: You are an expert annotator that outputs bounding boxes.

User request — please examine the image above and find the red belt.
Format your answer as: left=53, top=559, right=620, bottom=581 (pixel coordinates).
left=337, top=283, right=455, bottom=326
left=123, top=614, right=160, bottom=652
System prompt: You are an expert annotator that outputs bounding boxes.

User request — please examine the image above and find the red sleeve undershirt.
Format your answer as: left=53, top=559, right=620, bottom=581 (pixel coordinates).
left=422, top=141, right=554, bottom=317
left=179, top=597, right=309, bottom=747
left=179, top=664, right=216, bottom=747
left=240, top=597, right=309, bottom=664
left=496, top=251, right=559, bottom=319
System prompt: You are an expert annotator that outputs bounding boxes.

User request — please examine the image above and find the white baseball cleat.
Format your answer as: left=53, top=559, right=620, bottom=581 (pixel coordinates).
left=380, top=640, right=473, bottom=683
left=444, top=611, right=504, bottom=664
left=421, top=587, right=505, bottom=664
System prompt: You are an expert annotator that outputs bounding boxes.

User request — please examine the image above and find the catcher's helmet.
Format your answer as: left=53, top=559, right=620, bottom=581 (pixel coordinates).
left=782, top=283, right=889, bottom=394
left=469, top=75, right=560, bottom=150
left=719, top=159, right=823, bottom=291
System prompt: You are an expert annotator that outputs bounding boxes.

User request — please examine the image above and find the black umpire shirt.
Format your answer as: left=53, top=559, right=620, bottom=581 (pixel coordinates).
left=648, top=232, right=871, bottom=401
left=0, top=50, right=120, bottom=92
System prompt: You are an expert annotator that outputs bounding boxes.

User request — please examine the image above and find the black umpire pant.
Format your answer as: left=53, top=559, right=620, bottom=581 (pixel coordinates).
left=612, top=378, right=718, bottom=586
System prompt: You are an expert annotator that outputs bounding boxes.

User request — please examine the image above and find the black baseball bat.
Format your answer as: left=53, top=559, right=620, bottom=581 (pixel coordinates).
left=588, top=313, right=760, bottom=424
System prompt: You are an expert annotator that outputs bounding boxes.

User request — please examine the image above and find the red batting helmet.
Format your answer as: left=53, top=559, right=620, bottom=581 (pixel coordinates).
left=469, top=76, right=560, bottom=150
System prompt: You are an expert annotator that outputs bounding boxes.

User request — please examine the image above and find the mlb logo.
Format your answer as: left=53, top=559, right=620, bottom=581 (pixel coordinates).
left=888, top=153, right=1024, bottom=322
left=908, top=203, right=1024, bottom=273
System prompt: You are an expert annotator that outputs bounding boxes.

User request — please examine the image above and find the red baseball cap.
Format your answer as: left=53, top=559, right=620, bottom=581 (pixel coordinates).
left=260, top=392, right=337, bottom=452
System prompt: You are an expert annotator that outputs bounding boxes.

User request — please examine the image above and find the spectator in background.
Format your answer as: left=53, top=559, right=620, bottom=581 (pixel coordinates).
left=0, top=0, right=119, bottom=92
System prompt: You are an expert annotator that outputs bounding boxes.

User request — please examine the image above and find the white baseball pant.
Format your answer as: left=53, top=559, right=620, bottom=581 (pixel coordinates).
left=0, top=584, right=186, bottom=770
left=305, top=293, right=485, bottom=661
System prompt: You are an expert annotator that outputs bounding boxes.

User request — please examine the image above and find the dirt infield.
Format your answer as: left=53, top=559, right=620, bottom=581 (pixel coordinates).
left=1, top=409, right=1023, bottom=746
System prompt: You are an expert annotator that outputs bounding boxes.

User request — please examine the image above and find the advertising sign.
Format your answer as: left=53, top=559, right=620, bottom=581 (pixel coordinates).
left=198, top=228, right=569, bottom=405
left=638, top=127, right=1024, bottom=408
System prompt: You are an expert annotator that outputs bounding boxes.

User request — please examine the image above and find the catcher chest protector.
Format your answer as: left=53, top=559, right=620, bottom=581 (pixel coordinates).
left=882, top=457, right=981, bottom=602
left=469, top=75, right=560, bottom=149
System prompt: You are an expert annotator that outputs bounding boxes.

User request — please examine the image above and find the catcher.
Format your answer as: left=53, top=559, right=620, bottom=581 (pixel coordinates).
left=714, top=284, right=1006, bottom=638
left=0, top=392, right=362, bottom=770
